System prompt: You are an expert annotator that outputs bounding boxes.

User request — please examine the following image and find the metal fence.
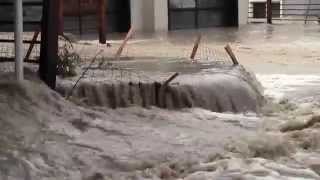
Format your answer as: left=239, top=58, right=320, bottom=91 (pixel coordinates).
left=248, top=0, right=320, bottom=24
left=0, top=1, right=42, bottom=63
left=0, top=0, right=131, bottom=64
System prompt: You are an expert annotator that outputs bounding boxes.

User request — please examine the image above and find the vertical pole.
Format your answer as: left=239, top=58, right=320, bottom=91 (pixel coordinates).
left=39, top=0, right=59, bottom=89
left=14, top=0, right=24, bottom=81
left=78, top=0, right=83, bottom=36
left=267, top=0, right=272, bottom=24
left=305, top=0, right=312, bottom=24
left=58, top=0, right=64, bottom=35
left=98, top=0, right=106, bottom=44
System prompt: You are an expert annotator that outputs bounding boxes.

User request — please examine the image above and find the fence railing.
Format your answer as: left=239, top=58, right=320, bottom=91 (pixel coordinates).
left=248, top=0, right=320, bottom=24
left=0, top=1, right=42, bottom=63
left=0, top=2, right=42, bottom=29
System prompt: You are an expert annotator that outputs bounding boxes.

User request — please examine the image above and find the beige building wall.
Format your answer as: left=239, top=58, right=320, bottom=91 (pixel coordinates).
left=154, top=0, right=169, bottom=32
left=130, top=0, right=155, bottom=32
left=239, top=0, right=249, bottom=25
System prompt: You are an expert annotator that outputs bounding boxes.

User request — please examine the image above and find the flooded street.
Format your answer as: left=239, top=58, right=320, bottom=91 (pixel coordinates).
left=1, top=23, right=320, bottom=179
left=55, top=23, right=320, bottom=179
left=71, top=23, right=320, bottom=104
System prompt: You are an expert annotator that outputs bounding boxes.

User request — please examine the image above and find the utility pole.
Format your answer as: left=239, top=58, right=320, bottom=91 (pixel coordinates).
left=77, top=0, right=83, bottom=36
left=14, top=0, right=24, bottom=81
left=58, top=0, right=64, bottom=35
left=97, top=0, right=106, bottom=44
left=39, top=0, right=59, bottom=89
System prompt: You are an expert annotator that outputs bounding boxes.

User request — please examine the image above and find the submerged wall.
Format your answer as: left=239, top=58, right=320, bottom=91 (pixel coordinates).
left=60, top=66, right=264, bottom=113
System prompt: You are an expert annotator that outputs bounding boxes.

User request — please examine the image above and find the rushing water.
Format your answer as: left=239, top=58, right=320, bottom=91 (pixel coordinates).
left=58, top=65, right=264, bottom=113
left=0, top=59, right=318, bottom=179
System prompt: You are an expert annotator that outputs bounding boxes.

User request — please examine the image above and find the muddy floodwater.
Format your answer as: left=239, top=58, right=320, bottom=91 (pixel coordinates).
left=1, top=24, right=320, bottom=179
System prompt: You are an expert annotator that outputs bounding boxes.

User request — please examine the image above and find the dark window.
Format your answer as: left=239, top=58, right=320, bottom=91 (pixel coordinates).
left=170, top=11, right=196, bottom=29
left=169, top=0, right=196, bottom=9
left=272, top=3, right=280, bottom=18
left=252, top=2, right=280, bottom=18
left=63, top=0, right=131, bottom=34
left=168, top=0, right=238, bottom=30
left=198, top=0, right=224, bottom=8
left=106, top=0, right=131, bottom=32
left=198, top=10, right=224, bottom=28
left=253, top=2, right=266, bottom=18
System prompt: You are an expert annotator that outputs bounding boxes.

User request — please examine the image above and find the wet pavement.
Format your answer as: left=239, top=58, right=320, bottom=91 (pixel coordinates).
left=72, top=23, right=320, bottom=74
left=69, top=23, right=320, bottom=105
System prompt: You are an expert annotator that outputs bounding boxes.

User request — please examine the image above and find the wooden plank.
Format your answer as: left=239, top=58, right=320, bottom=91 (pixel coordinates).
left=190, top=34, right=201, bottom=60
left=224, top=44, right=239, bottom=65
left=115, top=27, right=133, bottom=60
left=164, top=73, right=179, bottom=86
left=24, top=30, right=40, bottom=60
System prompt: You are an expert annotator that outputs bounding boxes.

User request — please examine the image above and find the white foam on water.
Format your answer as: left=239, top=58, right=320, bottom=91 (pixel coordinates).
left=0, top=75, right=265, bottom=179
left=1, top=69, right=320, bottom=179
left=257, top=74, right=320, bottom=102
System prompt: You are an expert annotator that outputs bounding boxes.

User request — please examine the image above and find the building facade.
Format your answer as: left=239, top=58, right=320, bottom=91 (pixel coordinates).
left=282, top=0, right=320, bottom=16
left=0, top=0, right=249, bottom=33
left=249, top=0, right=281, bottom=19
left=66, top=0, right=249, bottom=32
left=130, top=0, right=249, bottom=32
left=249, top=0, right=320, bottom=20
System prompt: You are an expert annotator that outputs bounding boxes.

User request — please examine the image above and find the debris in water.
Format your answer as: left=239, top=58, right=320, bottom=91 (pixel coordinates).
left=281, top=115, right=320, bottom=132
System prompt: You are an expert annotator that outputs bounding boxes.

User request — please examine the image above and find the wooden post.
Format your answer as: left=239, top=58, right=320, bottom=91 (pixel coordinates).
left=24, top=30, right=40, bottom=61
left=77, top=0, right=83, bottom=36
left=97, top=0, right=106, bottom=44
left=164, top=73, right=179, bottom=86
left=225, top=44, right=239, bottom=65
left=267, top=0, right=272, bottom=24
left=115, top=27, right=133, bottom=60
left=58, top=0, right=64, bottom=35
left=190, top=35, right=201, bottom=60
left=39, top=0, right=59, bottom=89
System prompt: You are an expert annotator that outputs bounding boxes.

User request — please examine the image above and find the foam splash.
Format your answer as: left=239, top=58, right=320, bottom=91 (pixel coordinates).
left=0, top=74, right=263, bottom=179
left=257, top=74, right=320, bottom=102
left=1, top=68, right=319, bottom=179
